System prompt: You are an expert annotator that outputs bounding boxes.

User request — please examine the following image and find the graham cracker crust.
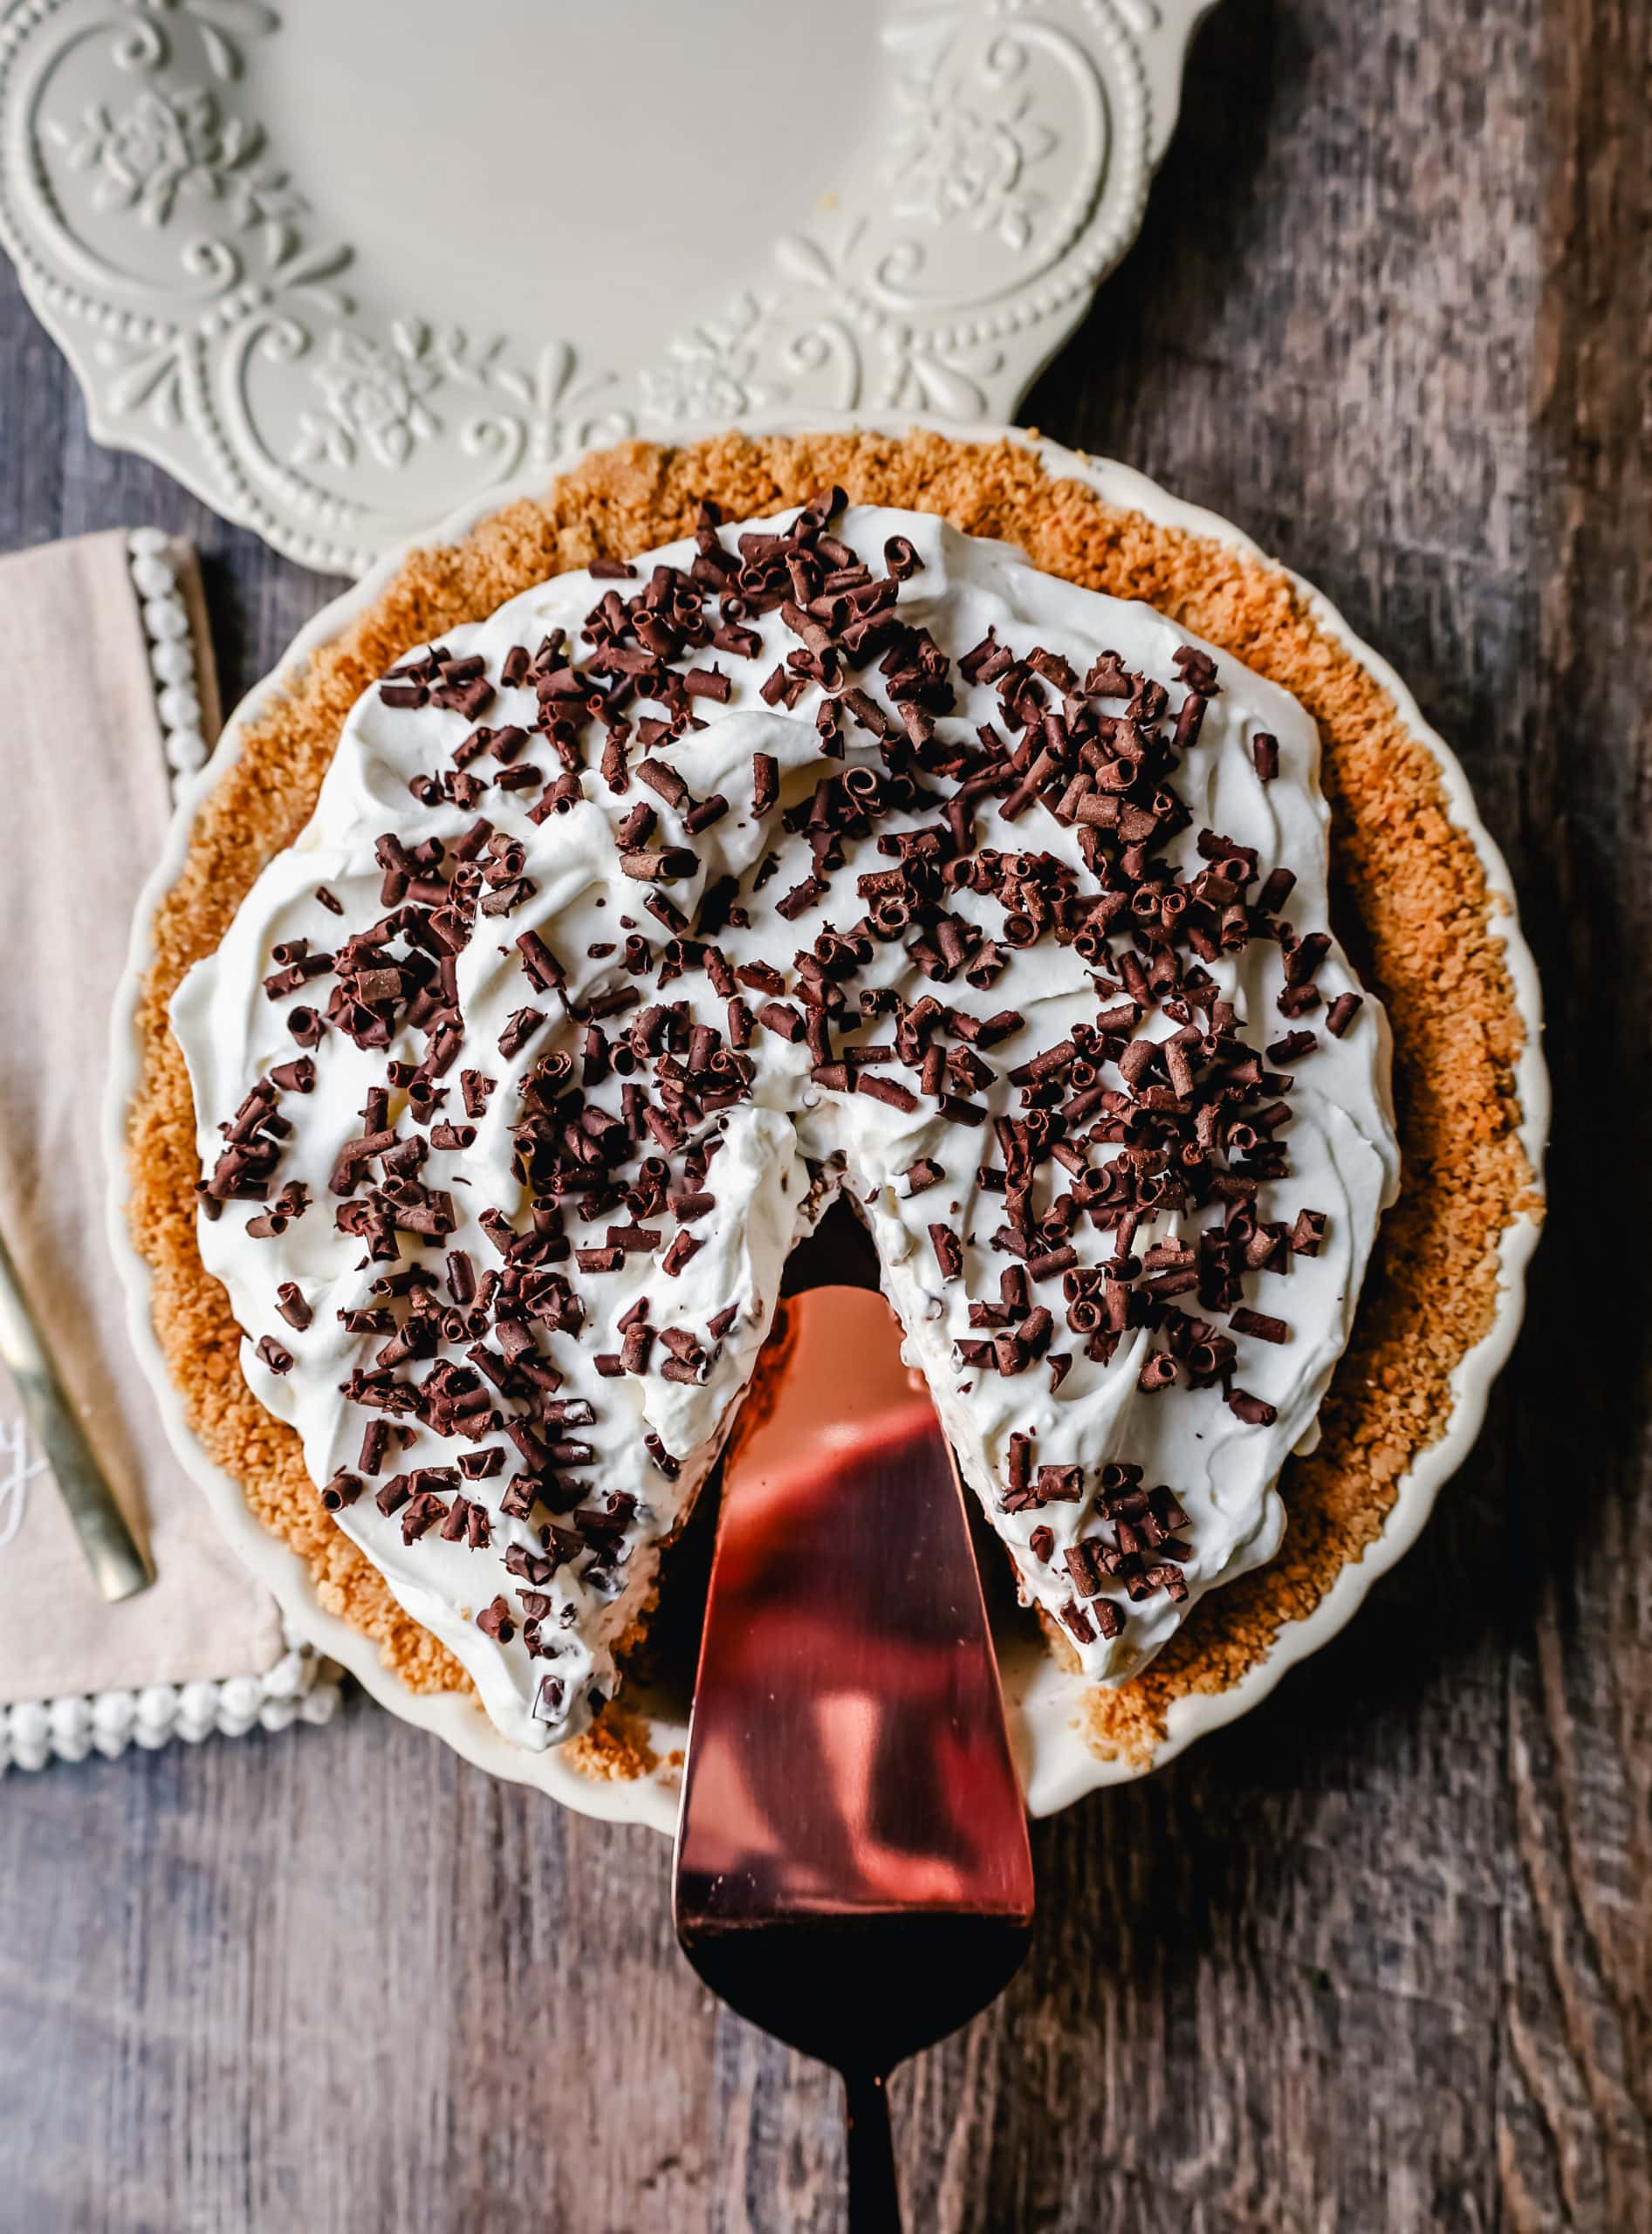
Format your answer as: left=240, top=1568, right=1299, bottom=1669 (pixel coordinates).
left=125, top=429, right=1537, bottom=1777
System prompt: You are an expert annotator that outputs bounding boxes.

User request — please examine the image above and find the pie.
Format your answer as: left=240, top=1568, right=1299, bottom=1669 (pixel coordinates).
left=125, top=430, right=1535, bottom=1778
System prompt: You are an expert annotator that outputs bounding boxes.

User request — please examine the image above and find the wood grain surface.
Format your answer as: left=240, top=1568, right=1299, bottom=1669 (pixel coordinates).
left=2, top=3, right=1647, bottom=2227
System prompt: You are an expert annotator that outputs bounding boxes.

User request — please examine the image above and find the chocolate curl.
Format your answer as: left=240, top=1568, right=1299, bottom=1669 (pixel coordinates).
left=1290, top=1210, right=1327, bottom=1256
left=929, top=1223, right=963, bottom=1282
left=476, top=1596, right=517, bottom=1642
left=1230, top=1307, right=1289, bottom=1345
left=1035, top=1464, right=1082, bottom=1504
left=1228, top=1388, right=1278, bottom=1426
left=857, top=1075, right=918, bottom=1114
left=516, top=929, right=566, bottom=997
left=883, top=534, right=922, bottom=580
left=636, top=757, right=689, bottom=808
left=621, top=846, right=697, bottom=884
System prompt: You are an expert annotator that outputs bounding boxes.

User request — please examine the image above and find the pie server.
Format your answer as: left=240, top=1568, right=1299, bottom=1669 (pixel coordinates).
left=0, top=1218, right=153, bottom=1600
left=673, top=1274, right=1034, bottom=2230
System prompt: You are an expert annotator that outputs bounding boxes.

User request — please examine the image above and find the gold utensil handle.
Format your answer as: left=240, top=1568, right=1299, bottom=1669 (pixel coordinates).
left=0, top=1223, right=153, bottom=1601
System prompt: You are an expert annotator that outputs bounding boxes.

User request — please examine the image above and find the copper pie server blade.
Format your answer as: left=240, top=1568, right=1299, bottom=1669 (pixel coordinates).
left=673, top=1280, right=1035, bottom=2232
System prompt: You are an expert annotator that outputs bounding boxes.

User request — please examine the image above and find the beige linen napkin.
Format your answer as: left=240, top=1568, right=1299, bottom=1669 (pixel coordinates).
left=0, top=528, right=338, bottom=1767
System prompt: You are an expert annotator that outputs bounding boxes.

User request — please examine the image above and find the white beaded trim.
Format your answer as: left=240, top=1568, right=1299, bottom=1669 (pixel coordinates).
left=127, top=527, right=209, bottom=785
left=0, top=536, right=346, bottom=1774
left=0, top=1623, right=343, bottom=1772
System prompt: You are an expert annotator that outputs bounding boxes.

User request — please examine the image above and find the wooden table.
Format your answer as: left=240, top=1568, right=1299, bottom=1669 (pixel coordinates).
left=2, top=3, right=1646, bottom=2226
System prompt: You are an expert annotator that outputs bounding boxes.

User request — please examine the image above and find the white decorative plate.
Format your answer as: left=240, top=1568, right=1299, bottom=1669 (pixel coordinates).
left=104, top=415, right=1549, bottom=1833
left=0, top=0, right=1211, bottom=574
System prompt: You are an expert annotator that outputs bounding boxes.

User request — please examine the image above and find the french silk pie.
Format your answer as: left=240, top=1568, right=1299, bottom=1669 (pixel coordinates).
left=127, top=431, right=1534, bottom=1777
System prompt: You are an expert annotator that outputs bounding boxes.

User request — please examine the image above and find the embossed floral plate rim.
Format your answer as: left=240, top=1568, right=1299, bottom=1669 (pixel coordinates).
left=0, top=0, right=1216, bottom=574
left=105, top=415, right=1548, bottom=1830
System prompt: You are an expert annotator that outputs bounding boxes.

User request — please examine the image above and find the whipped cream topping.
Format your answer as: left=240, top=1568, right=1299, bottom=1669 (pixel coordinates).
left=175, top=502, right=1399, bottom=1751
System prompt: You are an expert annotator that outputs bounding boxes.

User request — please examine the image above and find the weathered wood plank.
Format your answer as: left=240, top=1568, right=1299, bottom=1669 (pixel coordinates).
left=1492, top=1, right=1652, bottom=2229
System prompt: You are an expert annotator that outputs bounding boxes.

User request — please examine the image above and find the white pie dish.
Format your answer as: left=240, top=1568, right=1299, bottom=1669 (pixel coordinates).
left=104, top=415, right=1549, bottom=1832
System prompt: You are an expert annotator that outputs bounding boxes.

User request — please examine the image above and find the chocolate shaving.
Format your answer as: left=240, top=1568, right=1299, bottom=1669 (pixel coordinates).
left=662, top=1231, right=703, bottom=1278
left=516, top=929, right=566, bottom=996
left=476, top=1595, right=517, bottom=1641
left=1230, top=1307, right=1289, bottom=1345
left=1291, top=1209, right=1327, bottom=1256
left=1059, top=1602, right=1095, bottom=1645
left=1227, top=1388, right=1278, bottom=1426
left=621, top=846, right=697, bottom=884
left=636, top=757, right=689, bottom=808
left=497, top=1008, right=546, bottom=1059
left=928, top=1223, right=963, bottom=1282
left=857, top=1074, right=918, bottom=1113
